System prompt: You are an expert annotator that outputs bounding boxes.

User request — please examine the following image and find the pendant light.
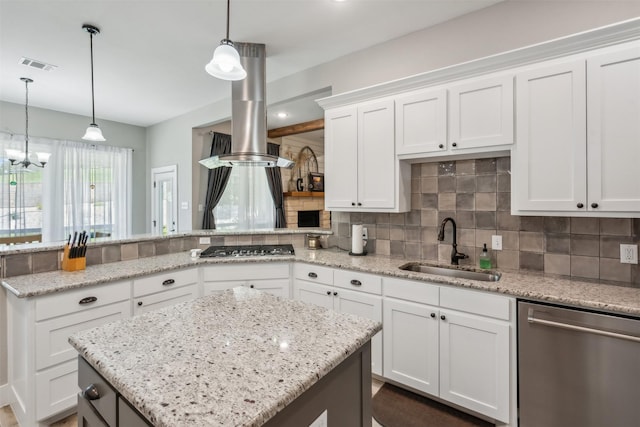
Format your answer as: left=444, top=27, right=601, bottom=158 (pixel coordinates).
left=205, top=0, right=246, bottom=81
left=82, top=24, right=106, bottom=142
left=5, top=78, right=51, bottom=168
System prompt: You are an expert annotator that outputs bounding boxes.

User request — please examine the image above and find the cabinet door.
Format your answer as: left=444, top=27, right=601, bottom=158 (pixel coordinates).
left=449, top=75, right=513, bottom=150
left=293, top=280, right=334, bottom=310
left=587, top=44, right=640, bottom=212
left=333, top=288, right=383, bottom=376
left=133, top=283, right=199, bottom=315
left=395, top=88, right=447, bottom=156
left=513, top=60, right=587, bottom=212
left=383, top=298, right=439, bottom=396
left=439, top=309, right=510, bottom=423
left=324, top=106, right=359, bottom=209
left=358, top=99, right=396, bottom=209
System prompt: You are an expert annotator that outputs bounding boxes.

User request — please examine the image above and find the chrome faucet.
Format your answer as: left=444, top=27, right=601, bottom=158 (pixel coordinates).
left=437, top=217, right=468, bottom=265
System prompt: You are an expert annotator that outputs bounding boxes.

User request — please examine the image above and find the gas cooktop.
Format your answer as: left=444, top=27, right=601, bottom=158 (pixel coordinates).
left=199, top=244, right=295, bottom=258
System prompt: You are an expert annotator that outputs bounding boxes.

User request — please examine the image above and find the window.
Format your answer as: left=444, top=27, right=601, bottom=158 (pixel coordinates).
left=0, top=132, right=132, bottom=243
left=214, top=166, right=275, bottom=230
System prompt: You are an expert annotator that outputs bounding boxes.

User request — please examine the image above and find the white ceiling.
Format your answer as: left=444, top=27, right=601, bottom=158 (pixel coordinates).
left=0, top=0, right=502, bottom=128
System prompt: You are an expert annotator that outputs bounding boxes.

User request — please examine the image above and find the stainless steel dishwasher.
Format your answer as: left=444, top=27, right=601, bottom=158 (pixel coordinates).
left=518, top=301, right=640, bottom=427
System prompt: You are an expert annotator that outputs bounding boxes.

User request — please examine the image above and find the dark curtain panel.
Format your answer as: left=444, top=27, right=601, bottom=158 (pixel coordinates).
left=265, top=143, right=286, bottom=228
left=202, top=132, right=232, bottom=229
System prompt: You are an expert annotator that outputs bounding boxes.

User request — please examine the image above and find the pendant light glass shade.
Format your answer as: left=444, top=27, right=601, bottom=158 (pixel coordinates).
left=82, top=123, right=106, bottom=142
left=205, top=41, right=246, bottom=80
left=205, top=0, right=246, bottom=81
left=82, top=24, right=106, bottom=141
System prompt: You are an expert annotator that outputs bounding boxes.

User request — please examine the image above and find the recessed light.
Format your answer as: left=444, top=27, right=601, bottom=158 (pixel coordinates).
left=277, top=112, right=289, bottom=118
left=19, top=57, right=57, bottom=72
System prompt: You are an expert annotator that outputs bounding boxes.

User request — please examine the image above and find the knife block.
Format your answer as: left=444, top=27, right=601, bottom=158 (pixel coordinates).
left=62, top=245, right=86, bottom=272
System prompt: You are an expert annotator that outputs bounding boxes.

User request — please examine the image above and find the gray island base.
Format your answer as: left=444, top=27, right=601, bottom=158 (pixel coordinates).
left=70, top=287, right=381, bottom=426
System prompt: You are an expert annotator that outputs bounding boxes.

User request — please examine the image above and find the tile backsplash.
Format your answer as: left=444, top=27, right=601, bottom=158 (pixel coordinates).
left=330, top=157, right=640, bottom=287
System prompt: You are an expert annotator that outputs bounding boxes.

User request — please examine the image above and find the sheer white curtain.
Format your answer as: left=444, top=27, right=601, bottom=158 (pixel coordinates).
left=0, top=131, right=132, bottom=243
left=214, top=166, right=275, bottom=230
left=43, top=140, right=132, bottom=242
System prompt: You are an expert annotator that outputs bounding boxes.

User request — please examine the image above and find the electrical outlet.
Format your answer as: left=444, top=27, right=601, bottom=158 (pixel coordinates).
left=491, top=235, right=503, bottom=251
left=199, top=237, right=211, bottom=245
left=620, top=244, right=638, bottom=264
left=362, top=227, right=368, bottom=241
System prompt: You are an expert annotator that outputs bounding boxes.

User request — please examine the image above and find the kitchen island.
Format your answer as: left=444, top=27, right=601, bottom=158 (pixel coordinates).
left=69, top=286, right=381, bottom=426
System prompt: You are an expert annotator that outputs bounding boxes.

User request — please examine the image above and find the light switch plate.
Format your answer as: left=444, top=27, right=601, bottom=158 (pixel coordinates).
left=620, top=244, right=638, bottom=264
left=491, top=235, right=502, bottom=251
left=180, top=201, right=189, bottom=210
left=199, top=237, right=211, bottom=245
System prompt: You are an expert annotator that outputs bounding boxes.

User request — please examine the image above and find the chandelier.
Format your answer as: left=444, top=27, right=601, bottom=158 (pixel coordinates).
left=5, top=77, right=51, bottom=168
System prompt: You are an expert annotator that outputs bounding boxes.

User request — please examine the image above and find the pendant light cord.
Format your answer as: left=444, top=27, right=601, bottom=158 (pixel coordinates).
left=89, top=30, right=96, bottom=125
left=226, top=0, right=230, bottom=40
left=24, top=78, right=29, bottom=156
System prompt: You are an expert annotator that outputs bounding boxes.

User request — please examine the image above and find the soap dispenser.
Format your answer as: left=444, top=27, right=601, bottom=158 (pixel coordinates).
left=479, top=243, right=492, bottom=270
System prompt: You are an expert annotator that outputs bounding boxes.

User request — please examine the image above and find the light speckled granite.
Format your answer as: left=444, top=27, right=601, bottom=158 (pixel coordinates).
left=70, top=287, right=381, bottom=427
left=3, top=248, right=640, bottom=316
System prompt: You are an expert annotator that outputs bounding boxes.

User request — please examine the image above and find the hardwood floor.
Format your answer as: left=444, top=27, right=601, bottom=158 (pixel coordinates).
left=0, top=406, right=76, bottom=427
left=0, top=382, right=385, bottom=427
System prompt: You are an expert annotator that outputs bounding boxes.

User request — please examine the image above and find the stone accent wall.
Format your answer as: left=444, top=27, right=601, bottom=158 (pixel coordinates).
left=330, top=157, right=640, bottom=287
left=285, top=196, right=331, bottom=229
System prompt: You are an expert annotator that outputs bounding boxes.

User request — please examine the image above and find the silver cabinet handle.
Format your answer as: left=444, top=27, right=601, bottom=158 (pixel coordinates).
left=162, top=279, right=175, bottom=286
left=528, top=312, right=640, bottom=343
left=79, top=296, right=97, bottom=305
left=82, top=384, right=100, bottom=400
left=350, top=279, right=362, bottom=287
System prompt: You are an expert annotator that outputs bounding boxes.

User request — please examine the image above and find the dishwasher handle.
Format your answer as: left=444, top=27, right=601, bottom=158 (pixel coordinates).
left=528, top=309, right=640, bottom=343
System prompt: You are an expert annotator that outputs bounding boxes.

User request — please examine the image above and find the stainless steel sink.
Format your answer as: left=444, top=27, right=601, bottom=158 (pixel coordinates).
left=399, top=262, right=501, bottom=282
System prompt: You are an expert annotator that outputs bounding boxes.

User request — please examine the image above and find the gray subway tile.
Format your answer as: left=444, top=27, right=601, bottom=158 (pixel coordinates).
left=438, top=161, right=456, bottom=176
left=102, top=245, right=122, bottom=263
left=438, top=193, right=456, bottom=211
left=376, top=224, right=390, bottom=240
left=544, top=253, right=570, bottom=276
left=501, top=230, right=519, bottom=250
left=544, top=217, right=570, bottom=234
left=600, top=218, right=632, bottom=236
left=571, top=217, right=600, bottom=235
left=600, top=258, right=631, bottom=283
left=420, top=210, right=438, bottom=227
left=376, top=240, right=390, bottom=256
left=520, top=232, right=544, bottom=252
left=496, top=156, right=510, bottom=173
left=475, top=193, right=497, bottom=211
left=389, top=213, right=406, bottom=225
left=375, top=213, right=390, bottom=224
left=421, top=177, right=438, bottom=193
left=5, top=254, right=32, bottom=276
left=86, top=247, right=103, bottom=265
left=497, top=173, right=511, bottom=192
left=390, top=240, right=405, bottom=256
left=545, top=234, right=570, bottom=254
left=421, top=243, right=438, bottom=261
left=438, top=176, right=456, bottom=193
left=138, top=242, right=156, bottom=258
left=497, top=192, right=511, bottom=211
left=405, top=242, right=421, bottom=258
left=456, top=193, right=475, bottom=211
left=475, top=211, right=496, bottom=229
left=421, top=194, right=438, bottom=210
left=32, top=251, right=59, bottom=273
left=570, top=235, right=600, bottom=257
left=455, top=211, right=475, bottom=229
left=520, top=252, right=544, bottom=271
left=476, top=158, right=497, bottom=174
left=421, top=163, right=438, bottom=177
left=456, top=159, right=476, bottom=175
left=497, top=211, right=520, bottom=231
left=520, top=216, right=544, bottom=232
left=456, top=175, right=476, bottom=193
left=476, top=175, right=497, bottom=192
left=390, top=226, right=405, bottom=241
left=497, top=250, right=519, bottom=270
left=571, top=255, right=600, bottom=279
left=405, top=210, right=421, bottom=226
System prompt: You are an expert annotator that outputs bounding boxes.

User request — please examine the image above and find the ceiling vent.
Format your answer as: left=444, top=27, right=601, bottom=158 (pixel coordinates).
left=19, top=57, right=57, bottom=72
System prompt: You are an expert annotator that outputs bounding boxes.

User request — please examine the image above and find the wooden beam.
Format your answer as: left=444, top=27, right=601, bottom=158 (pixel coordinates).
left=268, top=119, right=324, bottom=138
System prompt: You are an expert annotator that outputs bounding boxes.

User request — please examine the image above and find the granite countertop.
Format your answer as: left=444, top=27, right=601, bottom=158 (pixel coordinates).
left=3, top=247, right=640, bottom=317
left=69, top=287, right=381, bottom=427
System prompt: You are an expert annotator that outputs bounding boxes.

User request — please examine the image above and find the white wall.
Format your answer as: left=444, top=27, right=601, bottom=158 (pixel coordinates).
left=0, top=101, right=147, bottom=234
left=146, top=1, right=640, bottom=231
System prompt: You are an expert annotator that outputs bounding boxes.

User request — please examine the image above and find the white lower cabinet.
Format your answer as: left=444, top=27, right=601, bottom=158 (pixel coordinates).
left=7, top=280, right=132, bottom=427
left=202, top=263, right=291, bottom=299
left=293, top=264, right=383, bottom=376
left=383, top=277, right=513, bottom=424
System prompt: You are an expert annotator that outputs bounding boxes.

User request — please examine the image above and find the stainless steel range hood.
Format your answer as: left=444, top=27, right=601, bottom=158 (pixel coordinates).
left=199, top=43, right=294, bottom=169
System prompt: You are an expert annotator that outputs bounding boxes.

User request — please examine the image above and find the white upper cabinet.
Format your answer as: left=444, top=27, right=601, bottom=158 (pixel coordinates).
left=587, top=44, right=640, bottom=212
left=449, top=75, right=514, bottom=151
left=512, top=60, right=587, bottom=213
left=513, top=41, right=640, bottom=217
left=395, top=88, right=447, bottom=155
left=325, top=99, right=410, bottom=212
left=396, top=75, right=513, bottom=159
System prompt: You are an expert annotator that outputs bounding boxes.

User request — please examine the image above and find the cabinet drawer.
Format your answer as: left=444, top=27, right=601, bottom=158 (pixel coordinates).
left=202, top=263, right=289, bottom=282
left=78, top=356, right=117, bottom=427
left=294, top=263, right=334, bottom=285
left=334, top=269, right=381, bottom=295
left=440, top=286, right=512, bottom=320
left=35, top=280, right=130, bottom=321
left=36, top=300, right=131, bottom=370
left=383, top=277, right=439, bottom=305
left=133, top=283, right=199, bottom=315
left=133, top=267, right=198, bottom=297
